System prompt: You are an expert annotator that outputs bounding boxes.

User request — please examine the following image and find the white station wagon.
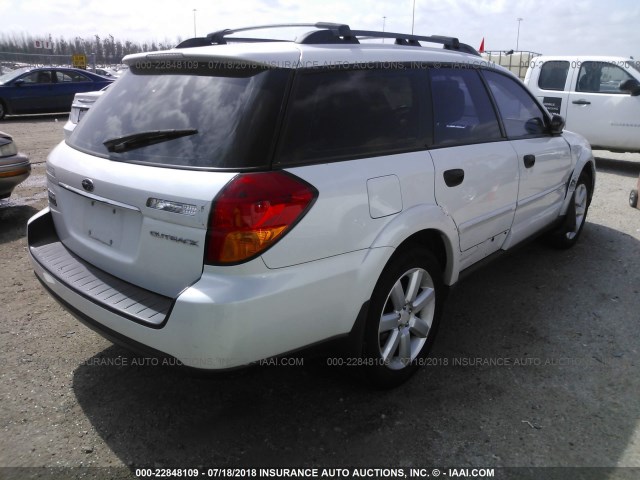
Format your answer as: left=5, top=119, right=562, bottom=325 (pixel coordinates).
left=28, top=23, right=595, bottom=387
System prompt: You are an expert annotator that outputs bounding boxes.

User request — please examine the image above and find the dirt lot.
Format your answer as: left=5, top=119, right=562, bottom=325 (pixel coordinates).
left=1, top=116, right=640, bottom=479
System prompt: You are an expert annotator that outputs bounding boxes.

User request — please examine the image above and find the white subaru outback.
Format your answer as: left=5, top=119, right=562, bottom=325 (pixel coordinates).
left=27, top=23, right=595, bottom=387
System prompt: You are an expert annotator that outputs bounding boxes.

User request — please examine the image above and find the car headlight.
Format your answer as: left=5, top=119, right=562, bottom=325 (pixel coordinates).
left=0, top=140, right=18, bottom=157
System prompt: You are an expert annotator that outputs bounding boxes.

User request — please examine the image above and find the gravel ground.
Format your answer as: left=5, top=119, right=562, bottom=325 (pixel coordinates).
left=1, top=115, right=640, bottom=479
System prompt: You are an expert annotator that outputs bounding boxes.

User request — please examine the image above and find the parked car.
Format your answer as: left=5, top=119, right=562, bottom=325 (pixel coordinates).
left=94, top=68, right=119, bottom=78
left=27, top=23, right=595, bottom=387
left=63, top=86, right=109, bottom=139
left=0, top=131, right=30, bottom=199
left=0, top=66, right=114, bottom=120
left=524, top=56, right=640, bottom=153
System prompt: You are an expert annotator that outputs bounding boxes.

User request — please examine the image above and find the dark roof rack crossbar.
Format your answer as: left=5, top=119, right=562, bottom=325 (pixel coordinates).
left=175, top=22, right=479, bottom=56
left=206, top=22, right=350, bottom=45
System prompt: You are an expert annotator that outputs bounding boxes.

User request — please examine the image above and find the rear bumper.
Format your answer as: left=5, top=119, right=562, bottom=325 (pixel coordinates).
left=28, top=208, right=389, bottom=369
left=29, top=210, right=173, bottom=327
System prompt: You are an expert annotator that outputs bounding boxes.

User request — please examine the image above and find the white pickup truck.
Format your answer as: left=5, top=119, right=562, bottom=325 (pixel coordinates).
left=524, top=56, right=640, bottom=153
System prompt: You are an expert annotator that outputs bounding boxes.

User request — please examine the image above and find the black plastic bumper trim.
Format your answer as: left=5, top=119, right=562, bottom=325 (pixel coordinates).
left=28, top=210, right=175, bottom=329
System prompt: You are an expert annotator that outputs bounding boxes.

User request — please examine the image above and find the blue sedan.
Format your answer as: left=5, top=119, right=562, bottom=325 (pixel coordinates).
left=0, top=67, right=114, bottom=120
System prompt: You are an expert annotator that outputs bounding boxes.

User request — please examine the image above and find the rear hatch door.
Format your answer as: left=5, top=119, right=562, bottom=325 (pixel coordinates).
left=55, top=53, right=295, bottom=297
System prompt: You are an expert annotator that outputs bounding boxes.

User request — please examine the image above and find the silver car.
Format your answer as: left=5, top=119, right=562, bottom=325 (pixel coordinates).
left=63, top=87, right=109, bottom=139
left=27, top=23, right=595, bottom=387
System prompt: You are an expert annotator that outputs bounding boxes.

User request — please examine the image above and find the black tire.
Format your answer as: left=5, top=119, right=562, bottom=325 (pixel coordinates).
left=0, top=100, right=6, bottom=120
left=362, top=248, right=445, bottom=388
left=630, top=189, right=639, bottom=208
left=545, top=172, right=591, bottom=249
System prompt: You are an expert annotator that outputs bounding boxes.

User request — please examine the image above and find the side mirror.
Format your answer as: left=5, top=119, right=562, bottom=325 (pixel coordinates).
left=549, top=114, right=565, bottom=134
left=620, top=79, right=640, bottom=96
left=13, top=79, right=24, bottom=87
left=525, top=117, right=545, bottom=135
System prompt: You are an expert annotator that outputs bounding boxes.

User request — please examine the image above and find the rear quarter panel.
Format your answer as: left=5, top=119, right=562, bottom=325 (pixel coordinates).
left=263, top=151, right=460, bottom=283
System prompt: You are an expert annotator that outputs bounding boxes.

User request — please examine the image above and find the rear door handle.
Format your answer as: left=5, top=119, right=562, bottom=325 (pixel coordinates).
left=443, top=169, right=465, bottom=187
left=523, top=154, right=536, bottom=168
left=572, top=99, right=591, bottom=105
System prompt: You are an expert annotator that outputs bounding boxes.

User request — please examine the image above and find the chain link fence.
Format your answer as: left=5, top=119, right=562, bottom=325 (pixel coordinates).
left=482, top=50, right=542, bottom=80
left=0, top=52, right=101, bottom=74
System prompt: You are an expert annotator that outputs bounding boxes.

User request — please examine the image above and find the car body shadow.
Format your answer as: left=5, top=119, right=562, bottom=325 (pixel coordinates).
left=71, top=223, right=640, bottom=474
left=2, top=113, right=70, bottom=123
left=0, top=204, right=38, bottom=243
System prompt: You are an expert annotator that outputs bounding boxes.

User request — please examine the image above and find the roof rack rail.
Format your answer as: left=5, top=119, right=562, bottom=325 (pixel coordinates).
left=338, top=30, right=479, bottom=55
left=175, top=22, right=479, bottom=56
left=206, top=22, right=351, bottom=45
left=175, top=23, right=350, bottom=49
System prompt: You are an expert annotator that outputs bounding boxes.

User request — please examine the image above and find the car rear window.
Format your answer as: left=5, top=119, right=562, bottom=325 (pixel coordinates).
left=68, top=62, right=291, bottom=170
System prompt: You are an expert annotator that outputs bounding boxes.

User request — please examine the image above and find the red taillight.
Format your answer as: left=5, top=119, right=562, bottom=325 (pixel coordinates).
left=205, top=171, right=317, bottom=265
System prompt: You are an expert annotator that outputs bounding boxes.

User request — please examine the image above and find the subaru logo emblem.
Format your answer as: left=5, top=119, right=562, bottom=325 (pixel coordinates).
left=81, top=179, right=94, bottom=192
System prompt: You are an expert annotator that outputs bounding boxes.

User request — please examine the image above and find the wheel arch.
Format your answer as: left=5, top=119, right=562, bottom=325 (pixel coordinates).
left=369, top=205, right=461, bottom=286
left=560, top=154, right=596, bottom=216
left=395, top=230, right=449, bottom=276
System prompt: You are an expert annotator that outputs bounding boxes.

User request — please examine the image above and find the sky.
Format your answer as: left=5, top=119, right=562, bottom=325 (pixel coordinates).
left=1, top=0, right=639, bottom=57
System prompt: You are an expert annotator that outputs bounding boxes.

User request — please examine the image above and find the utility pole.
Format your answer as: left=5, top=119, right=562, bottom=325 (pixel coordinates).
left=516, top=17, right=523, bottom=51
left=412, top=0, right=416, bottom=34
left=382, top=16, right=386, bottom=43
left=193, top=9, right=197, bottom=37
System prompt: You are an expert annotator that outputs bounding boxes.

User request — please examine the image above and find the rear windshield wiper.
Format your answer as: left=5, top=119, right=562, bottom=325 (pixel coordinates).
left=103, top=129, right=198, bottom=153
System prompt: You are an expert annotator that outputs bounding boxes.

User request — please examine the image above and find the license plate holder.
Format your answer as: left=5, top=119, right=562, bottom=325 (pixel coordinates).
left=85, top=200, right=123, bottom=247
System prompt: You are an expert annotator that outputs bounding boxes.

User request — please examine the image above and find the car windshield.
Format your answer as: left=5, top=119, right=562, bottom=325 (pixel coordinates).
left=68, top=62, right=290, bottom=170
left=0, top=67, right=31, bottom=85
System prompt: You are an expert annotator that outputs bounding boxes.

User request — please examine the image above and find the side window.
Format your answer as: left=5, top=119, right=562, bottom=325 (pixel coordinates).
left=276, top=67, right=428, bottom=165
left=21, top=70, right=52, bottom=84
left=56, top=71, right=89, bottom=82
left=430, top=68, right=502, bottom=147
left=483, top=70, right=548, bottom=138
left=538, top=61, right=569, bottom=91
left=576, top=61, right=634, bottom=93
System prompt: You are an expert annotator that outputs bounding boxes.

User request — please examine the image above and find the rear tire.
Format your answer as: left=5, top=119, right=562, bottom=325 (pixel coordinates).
left=545, top=172, right=591, bottom=249
left=362, top=248, right=444, bottom=388
left=630, top=189, right=638, bottom=208
left=0, top=100, right=6, bottom=120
